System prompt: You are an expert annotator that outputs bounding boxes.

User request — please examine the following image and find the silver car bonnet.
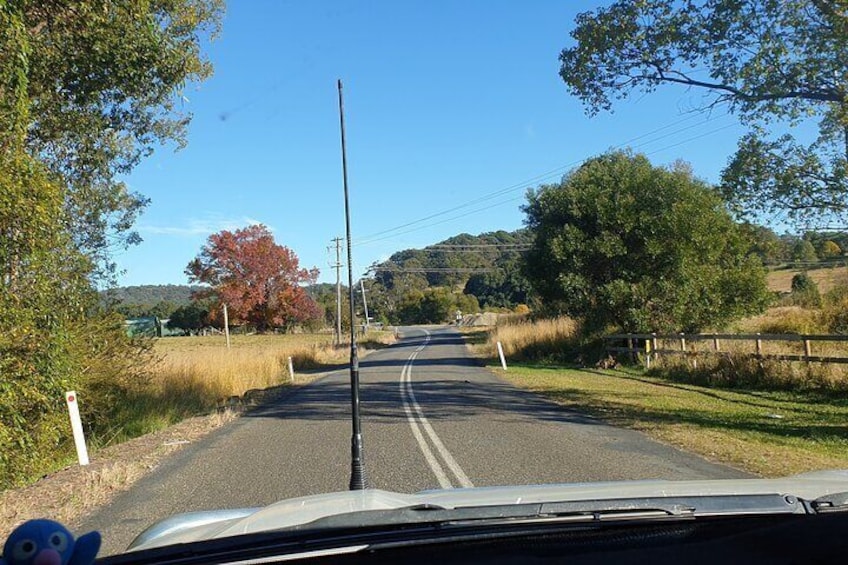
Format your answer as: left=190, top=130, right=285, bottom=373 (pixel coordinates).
left=128, top=469, right=848, bottom=552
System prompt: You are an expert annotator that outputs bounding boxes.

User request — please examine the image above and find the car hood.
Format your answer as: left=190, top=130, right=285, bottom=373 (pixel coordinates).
left=127, top=469, right=848, bottom=552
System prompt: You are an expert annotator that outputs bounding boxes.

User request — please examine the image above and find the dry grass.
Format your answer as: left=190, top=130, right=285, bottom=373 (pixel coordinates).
left=151, top=334, right=334, bottom=401
left=0, top=411, right=236, bottom=540
left=149, top=331, right=396, bottom=406
left=767, top=265, right=848, bottom=293
left=86, top=331, right=396, bottom=450
left=481, top=316, right=580, bottom=361
left=730, top=306, right=825, bottom=335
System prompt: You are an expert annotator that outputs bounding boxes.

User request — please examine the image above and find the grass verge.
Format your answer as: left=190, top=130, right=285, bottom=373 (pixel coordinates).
left=498, top=363, right=848, bottom=478
left=98, top=331, right=397, bottom=448
left=0, top=410, right=236, bottom=540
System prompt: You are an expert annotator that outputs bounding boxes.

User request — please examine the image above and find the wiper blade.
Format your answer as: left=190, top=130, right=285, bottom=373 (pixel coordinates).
left=278, top=493, right=802, bottom=533
left=811, top=491, right=848, bottom=513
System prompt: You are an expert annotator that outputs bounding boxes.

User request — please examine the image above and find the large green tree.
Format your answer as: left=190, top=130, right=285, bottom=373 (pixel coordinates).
left=0, top=0, right=220, bottom=487
left=523, top=151, right=770, bottom=333
left=18, top=0, right=223, bottom=280
left=559, top=0, right=847, bottom=227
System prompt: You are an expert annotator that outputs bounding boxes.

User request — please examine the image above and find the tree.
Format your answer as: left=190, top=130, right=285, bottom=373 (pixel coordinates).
left=523, top=151, right=770, bottom=333
left=792, top=239, right=819, bottom=263
left=790, top=272, right=822, bottom=308
left=186, top=225, right=321, bottom=332
left=820, top=240, right=843, bottom=259
left=167, top=303, right=210, bottom=332
left=740, top=223, right=791, bottom=266
left=559, top=0, right=848, bottom=227
left=16, top=0, right=223, bottom=281
left=463, top=259, right=532, bottom=309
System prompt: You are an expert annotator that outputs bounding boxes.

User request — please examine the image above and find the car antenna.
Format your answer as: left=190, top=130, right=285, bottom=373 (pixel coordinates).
left=337, top=79, right=367, bottom=490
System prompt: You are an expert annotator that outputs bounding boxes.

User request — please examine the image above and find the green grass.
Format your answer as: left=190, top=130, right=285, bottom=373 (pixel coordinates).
left=498, top=363, right=848, bottom=477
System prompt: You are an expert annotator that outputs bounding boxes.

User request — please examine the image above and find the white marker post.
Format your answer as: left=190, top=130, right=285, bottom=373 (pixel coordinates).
left=65, top=391, right=90, bottom=466
left=496, top=341, right=508, bottom=371
left=287, top=356, right=295, bottom=383
left=222, top=304, right=231, bottom=349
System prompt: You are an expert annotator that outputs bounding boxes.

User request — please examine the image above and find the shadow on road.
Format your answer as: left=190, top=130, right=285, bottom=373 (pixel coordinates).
left=245, top=374, right=597, bottom=427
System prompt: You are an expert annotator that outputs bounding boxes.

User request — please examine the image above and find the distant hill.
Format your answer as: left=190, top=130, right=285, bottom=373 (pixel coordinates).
left=103, top=284, right=202, bottom=305
left=371, top=229, right=534, bottom=309
left=100, top=284, right=204, bottom=319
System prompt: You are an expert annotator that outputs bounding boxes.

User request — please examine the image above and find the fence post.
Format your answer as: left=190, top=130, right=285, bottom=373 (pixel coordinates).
left=651, top=333, right=658, bottom=364
left=713, top=336, right=720, bottom=352
left=645, top=338, right=652, bottom=369
left=804, top=338, right=812, bottom=361
left=627, top=336, right=635, bottom=364
left=756, top=333, right=762, bottom=357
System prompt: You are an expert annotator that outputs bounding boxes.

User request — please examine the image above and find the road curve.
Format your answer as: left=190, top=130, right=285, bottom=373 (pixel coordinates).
left=81, top=326, right=747, bottom=555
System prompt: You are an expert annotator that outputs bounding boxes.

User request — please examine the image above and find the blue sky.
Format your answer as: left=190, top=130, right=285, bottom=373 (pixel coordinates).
left=115, top=0, right=756, bottom=287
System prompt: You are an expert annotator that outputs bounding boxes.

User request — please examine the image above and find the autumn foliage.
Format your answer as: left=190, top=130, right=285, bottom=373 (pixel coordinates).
left=186, top=225, right=321, bottom=331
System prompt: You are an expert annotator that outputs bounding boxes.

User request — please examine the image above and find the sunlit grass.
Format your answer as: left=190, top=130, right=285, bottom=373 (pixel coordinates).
left=500, top=364, right=848, bottom=477
left=95, top=332, right=396, bottom=448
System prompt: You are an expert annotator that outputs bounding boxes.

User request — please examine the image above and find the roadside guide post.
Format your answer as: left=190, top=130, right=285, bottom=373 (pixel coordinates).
left=65, top=391, right=90, bottom=466
left=288, top=356, right=295, bottom=383
left=497, top=341, right=508, bottom=371
left=223, top=303, right=231, bottom=349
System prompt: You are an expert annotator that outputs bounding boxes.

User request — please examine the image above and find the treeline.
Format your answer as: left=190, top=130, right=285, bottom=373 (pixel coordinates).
left=356, top=230, right=533, bottom=325
left=0, top=1, right=223, bottom=488
left=101, top=285, right=202, bottom=319
left=744, top=227, right=846, bottom=266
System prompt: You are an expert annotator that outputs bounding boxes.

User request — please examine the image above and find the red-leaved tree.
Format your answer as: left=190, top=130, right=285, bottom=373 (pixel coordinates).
left=186, top=225, right=321, bottom=332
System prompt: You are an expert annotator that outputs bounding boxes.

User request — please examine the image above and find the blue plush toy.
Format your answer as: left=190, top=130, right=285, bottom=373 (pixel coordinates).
left=1, top=520, right=100, bottom=565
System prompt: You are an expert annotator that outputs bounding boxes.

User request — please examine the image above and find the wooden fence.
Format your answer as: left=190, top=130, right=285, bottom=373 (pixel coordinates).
left=605, top=333, right=848, bottom=368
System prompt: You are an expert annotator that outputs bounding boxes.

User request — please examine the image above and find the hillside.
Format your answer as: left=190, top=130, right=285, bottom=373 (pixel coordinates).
left=103, top=284, right=202, bottom=305
left=369, top=229, right=534, bottom=312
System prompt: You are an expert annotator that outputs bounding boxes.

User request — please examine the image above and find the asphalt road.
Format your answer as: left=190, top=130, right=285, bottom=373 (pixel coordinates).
left=81, top=326, right=747, bottom=555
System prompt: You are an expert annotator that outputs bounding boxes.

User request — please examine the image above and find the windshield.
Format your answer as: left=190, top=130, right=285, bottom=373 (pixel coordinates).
left=2, top=1, right=847, bottom=562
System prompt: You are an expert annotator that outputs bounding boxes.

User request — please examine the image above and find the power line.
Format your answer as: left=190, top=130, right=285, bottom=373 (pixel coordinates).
left=356, top=195, right=525, bottom=246
left=370, top=267, right=499, bottom=273
left=355, top=110, right=732, bottom=245
left=356, top=121, right=741, bottom=248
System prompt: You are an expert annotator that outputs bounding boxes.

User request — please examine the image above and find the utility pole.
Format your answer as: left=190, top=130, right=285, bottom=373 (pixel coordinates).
left=330, top=237, right=344, bottom=346
left=360, top=279, right=370, bottom=333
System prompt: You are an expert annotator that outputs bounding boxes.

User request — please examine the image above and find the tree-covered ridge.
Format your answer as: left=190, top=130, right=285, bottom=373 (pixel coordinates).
left=372, top=229, right=533, bottom=289
left=103, top=284, right=203, bottom=306
left=363, top=229, right=534, bottom=324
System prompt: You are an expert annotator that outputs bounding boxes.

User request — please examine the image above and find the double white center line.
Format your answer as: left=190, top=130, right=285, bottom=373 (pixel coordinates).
left=399, top=329, right=474, bottom=489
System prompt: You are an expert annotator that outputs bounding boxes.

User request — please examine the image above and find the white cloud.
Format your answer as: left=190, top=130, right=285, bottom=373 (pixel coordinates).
left=139, top=216, right=274, bottom=237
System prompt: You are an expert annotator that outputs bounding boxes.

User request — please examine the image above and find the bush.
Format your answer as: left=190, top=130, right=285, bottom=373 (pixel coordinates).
left=787, top=272, right=822, bottom=308
left=822, top=285, right=848, bottom=334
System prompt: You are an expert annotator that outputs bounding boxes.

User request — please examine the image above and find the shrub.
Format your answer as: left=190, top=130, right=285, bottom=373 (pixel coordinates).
left=822, top=285, right=848, bottom=334
left=789, top=272, right=821, bottom=308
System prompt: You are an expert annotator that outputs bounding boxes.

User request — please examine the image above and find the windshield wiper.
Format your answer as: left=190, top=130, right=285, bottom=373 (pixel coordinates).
left=277, top=493, right=803, bottom=534
left=811, top=492, right=848, bottom=513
